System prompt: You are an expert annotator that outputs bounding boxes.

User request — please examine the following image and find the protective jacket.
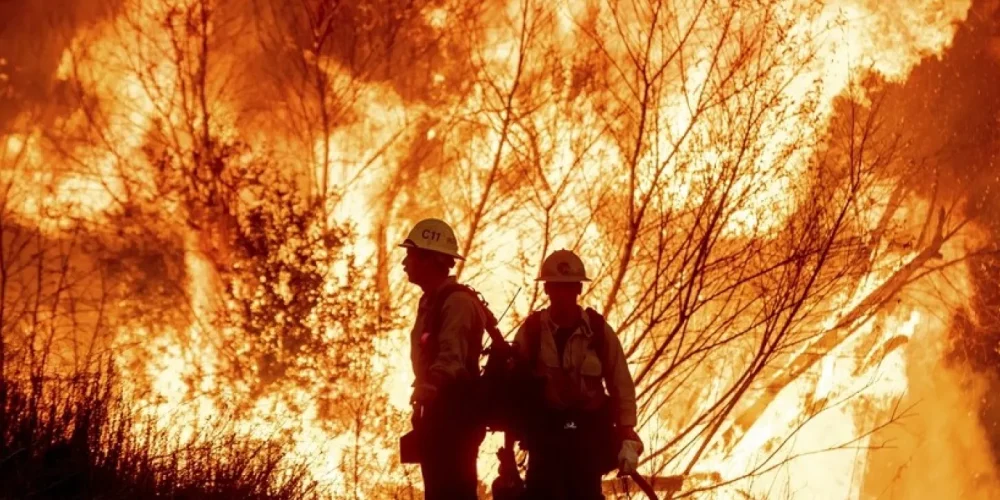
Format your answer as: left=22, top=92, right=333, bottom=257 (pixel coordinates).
left=512, top=307, right=637, bottom=427
left=409, top=276, right=486, bottom=392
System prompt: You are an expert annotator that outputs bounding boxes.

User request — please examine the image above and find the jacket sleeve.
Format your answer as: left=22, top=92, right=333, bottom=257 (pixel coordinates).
left=426, top=293, right=480, bottom=388
left=602, top=323, right=637, bottom=427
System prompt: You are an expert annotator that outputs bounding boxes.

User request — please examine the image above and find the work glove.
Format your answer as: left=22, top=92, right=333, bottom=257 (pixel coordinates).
left=618, top=439, right=643, bottom=475
left=410, top=383, right=439, bottom=405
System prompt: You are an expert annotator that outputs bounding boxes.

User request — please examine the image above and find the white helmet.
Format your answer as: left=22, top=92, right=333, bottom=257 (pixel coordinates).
left=398, top=218, right=464, bottom=260
left=537, top=249, right=590, bottom=282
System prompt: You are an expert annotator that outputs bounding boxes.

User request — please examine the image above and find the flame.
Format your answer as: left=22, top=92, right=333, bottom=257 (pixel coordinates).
left=3, top=0, right=995, bottom=498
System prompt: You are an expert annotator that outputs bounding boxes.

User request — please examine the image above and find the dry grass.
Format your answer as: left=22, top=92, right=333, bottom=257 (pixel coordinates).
left=0, top=364, right=318, bottom=500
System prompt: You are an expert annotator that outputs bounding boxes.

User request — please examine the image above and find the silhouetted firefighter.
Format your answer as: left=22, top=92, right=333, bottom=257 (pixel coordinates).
left=398, top=218, right=487, bottom=500
left=399, top=221, right=652, bottom=499
left=507, top=250, right=645, bottom=500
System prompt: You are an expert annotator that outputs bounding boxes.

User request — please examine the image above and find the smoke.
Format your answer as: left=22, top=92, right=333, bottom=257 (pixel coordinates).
left=879, top=0, right=1000, bottom=210
left=891, top=0, right=1000, bottom=405
left=3, top=0, right=998, bottom=496
left=855, top=0, right=1000, bottom=496
left=0, top=1, right=124, bottom=127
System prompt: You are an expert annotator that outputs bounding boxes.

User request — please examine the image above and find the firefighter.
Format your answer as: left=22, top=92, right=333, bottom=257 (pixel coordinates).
left=513, top=249, right=643, bottom=500
left=399, top=218, right=487, bottom=500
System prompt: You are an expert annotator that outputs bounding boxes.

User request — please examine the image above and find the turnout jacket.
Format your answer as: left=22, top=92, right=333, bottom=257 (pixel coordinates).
left=512, top=307, right=637, bottom=427
left=409, top=277, right=486, bottom=391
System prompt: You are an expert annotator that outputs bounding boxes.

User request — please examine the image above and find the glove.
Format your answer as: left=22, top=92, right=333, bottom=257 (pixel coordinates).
left=618, top=439, right=642, bottom=475
left=410, top=383, right=439, bottom=404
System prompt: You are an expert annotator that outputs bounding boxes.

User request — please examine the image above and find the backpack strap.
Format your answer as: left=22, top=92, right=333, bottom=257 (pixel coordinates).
left=585, top=307, right=611, bottom=381
left=522, top=308, right=607, bottom=370
left=584, top=308, right=606, bottom=357
left=424, top=283, right=468, bottom=357
left=423, top=283, right=508, bottom=376
left=523, top=311, right=544, bottom=367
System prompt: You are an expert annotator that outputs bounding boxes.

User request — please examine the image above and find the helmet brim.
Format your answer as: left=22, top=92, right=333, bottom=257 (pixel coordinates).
left=398, top=241, right=465, bottom=260
left=536, top=276, right=591, bottom=283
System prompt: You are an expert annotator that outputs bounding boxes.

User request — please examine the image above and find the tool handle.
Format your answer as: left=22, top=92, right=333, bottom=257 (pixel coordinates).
left=618, top=470, right=659, bottom=500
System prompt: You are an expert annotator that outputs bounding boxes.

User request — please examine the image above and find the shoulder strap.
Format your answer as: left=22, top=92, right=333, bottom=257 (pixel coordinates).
left=426, top=283, right=469, bottom=340
left=523, top=309, right=605, bottom=366
left=585, top=307, right=610, bottom=379
left=523, top=311, right=544, bottom=366
left=426, top=283, right=508, bottom=353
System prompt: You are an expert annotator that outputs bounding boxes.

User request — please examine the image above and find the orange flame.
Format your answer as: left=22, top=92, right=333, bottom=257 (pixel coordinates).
left=3, top=0, right=994, bottom=497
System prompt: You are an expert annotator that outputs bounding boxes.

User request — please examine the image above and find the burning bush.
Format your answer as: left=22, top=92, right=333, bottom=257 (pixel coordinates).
left=0, top=132, right=408, bottom=497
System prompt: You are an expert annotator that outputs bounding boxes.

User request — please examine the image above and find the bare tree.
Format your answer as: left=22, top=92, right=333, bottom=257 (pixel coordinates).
left=4, top=0, right=984, bottom=497
left=396, top=0, right=983, bottom=495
